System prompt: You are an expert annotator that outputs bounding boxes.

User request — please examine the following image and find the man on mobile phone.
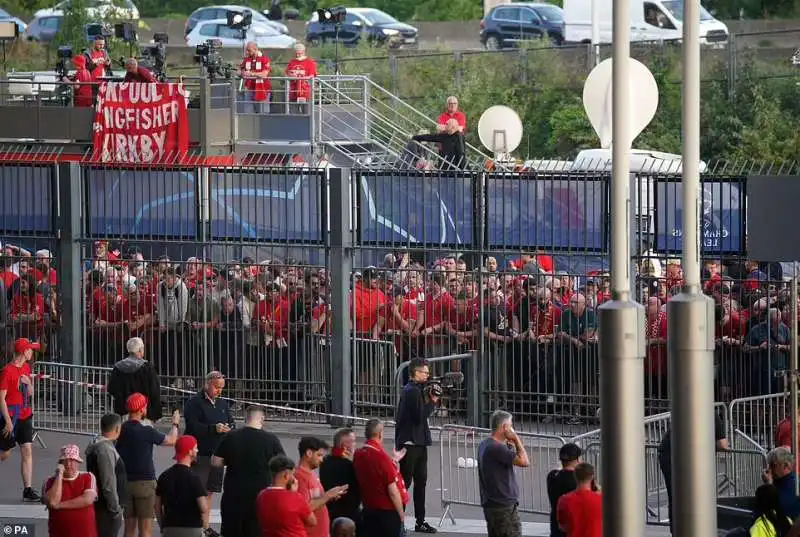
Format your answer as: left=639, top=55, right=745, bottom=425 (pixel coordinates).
left=478, top=410, right=530, bottom=537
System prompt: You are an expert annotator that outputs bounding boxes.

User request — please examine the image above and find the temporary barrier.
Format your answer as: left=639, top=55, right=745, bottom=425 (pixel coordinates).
left=352, top=337, right=400, bottom=415
left=32, top=361, right=113, bottom=438
left=728, top=392, right=788, bottom=451
left=437, top=424, right=566, bottom=527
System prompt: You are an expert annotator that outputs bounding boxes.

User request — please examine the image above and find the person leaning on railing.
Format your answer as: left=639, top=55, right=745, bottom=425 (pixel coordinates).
left=61, top=55, right=95, bottom=108
left=123, top=58, right=157, bottom=83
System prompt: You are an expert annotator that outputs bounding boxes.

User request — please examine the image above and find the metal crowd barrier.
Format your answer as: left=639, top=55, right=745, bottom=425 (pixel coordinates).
left=582, top=442, right=766, bottom=526
left=437, top=424, right=566, bottom=526
left=728, top=392, right=789, bottom=451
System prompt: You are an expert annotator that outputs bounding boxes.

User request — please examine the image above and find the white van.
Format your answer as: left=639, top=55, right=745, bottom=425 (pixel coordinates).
left=563, top=0, right=729, bottom=46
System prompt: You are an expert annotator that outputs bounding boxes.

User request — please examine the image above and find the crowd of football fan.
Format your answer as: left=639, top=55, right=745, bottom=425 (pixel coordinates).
left=0, top=238, right=793, bottom=419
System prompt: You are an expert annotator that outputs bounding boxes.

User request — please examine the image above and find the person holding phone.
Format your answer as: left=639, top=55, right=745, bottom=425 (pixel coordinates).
left=295, top=437, right=350, bottom=537
left=478, top=410, right=530, bottom=537
left=43, top=444, right=99, bottom=537
left=183, top=371, right=234, bottom=504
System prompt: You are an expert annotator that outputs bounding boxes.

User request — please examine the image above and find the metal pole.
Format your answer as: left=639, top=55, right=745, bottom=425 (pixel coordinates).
left=597, top=1, right=646, bottom=537
left=591, top=0, right=600, bottom=66
left=668, top=0, right=718, bottom=533
left=791, top=262, right=798, bottom=495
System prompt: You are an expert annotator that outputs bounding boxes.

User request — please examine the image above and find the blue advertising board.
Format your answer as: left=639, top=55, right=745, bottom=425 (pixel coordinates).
left=358, top=172, right=473, bottom=245
left=486, top=175, right=606, bottom=250
left=87, top=168, right=198, bottom=237
left=0, top=165, right=52, bottom=234
left=655, top=179, right=745, bottom=254
left=209, top=170, right=323, bottom=242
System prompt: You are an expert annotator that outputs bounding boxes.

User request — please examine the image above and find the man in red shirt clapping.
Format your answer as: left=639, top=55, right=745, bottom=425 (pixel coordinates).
left=285, top=43, right=317, bottom=114
left=353, top=418, right=408, bottom=537
left=0, top=338, right=42, bottom=502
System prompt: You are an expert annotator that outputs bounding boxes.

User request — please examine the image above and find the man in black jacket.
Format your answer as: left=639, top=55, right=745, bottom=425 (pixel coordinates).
left=107, top=336, right=162, bottom=421
left=411, top=119, right=466, bottom=170
left=320, top=427, right=361, bottom=529
left=183, top=371, right=234, bottom=503
left=395, top=358, right=439, bottom=533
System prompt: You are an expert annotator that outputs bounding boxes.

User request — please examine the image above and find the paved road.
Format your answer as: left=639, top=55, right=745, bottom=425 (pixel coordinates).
left=0, top=423, right=672, bottom=537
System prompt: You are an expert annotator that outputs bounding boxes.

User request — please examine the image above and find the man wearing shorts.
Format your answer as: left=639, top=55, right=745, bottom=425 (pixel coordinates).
left=116, top=392, right=180, bottom=537
left=0, top=338, right=42, bottom=502
left=183, top=371, right=233, bottom=503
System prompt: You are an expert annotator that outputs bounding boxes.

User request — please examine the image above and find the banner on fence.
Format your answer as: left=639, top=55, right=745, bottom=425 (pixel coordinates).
left=92, top=83, right=189, bottom=163
left=0, top=165, right=52, bottom=233
left=655, top=179, right=744, bottom=254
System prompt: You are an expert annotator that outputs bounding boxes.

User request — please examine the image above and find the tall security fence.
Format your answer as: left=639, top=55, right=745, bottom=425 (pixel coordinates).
left=1, top=155, right=795, bottom=439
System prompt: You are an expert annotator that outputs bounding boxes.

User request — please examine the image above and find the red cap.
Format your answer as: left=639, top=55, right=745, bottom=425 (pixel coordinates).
left=72, top=55, right=86, bottom=68
left=126, top=392, right=148, bottom=413
left=14, top=338, right=41, bottom=354
left=174, top=435, right=197, bottom=460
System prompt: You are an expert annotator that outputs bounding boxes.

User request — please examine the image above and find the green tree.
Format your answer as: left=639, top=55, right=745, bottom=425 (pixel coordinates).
left=54, top=0, right=90, bottom=53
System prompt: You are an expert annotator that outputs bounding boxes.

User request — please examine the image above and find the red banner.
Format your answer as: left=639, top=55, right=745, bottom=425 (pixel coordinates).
left=91, top=82, right=189, bottom=163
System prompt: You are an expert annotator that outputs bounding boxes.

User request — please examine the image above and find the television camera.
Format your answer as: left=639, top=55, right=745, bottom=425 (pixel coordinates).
left=423, top=371, right=464, bottom=399
left=116, top=32, right=168, bottom=82
left=53, top=45, right=75, bottom=105
left=195, top=38, right=232, bottom=82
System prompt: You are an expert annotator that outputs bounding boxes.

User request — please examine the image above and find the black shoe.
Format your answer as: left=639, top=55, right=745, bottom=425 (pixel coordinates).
left=415, top=521, right=437, bottom=534
left=23, top=487, right=41, bottom=502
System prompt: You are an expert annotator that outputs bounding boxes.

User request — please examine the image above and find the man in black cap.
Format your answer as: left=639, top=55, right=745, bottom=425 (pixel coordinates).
left=546, top=443, right=582, bottom=537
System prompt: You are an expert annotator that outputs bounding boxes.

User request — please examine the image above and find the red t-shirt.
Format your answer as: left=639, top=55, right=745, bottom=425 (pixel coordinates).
left=557, top=489, right=603, bottom=537
left=717, top=310, right=745, bottom=339
left=0, top=270, right=18, bottom=289
left=436, top=110, right=466, bottom=131
left=286, top=57, right=318, bottom=101
left=31, top=267, right=58, bottom=286
left=353, top=440, right=408, bottom=511
left=240, top=55, right=272, bottom=95
left=351, top=283, right=387, bottom=335
left=11, top=294, right=44, bottom=318
left=0, top=361, right=33, bottom=420
left=256, top=487, right=312, bottom=537
left=423, top=292, right=455, bottom=329
left=776, top=417, right=796, bottom=448
left=45, top=472, right=98, bottom=537
left=530, top=303, right=562, bottom=337
left=295, top=466, right=329, bottom=537
left=256, top=298, right=291, bottom=340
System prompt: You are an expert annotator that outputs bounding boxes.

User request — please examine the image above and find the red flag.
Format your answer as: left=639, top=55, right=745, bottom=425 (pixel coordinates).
left=91, top=82, right=189, bottom=163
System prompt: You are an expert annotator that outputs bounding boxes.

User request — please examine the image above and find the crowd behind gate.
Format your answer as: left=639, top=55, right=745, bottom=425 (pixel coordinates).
left=0, top=237, right=792, bottom=424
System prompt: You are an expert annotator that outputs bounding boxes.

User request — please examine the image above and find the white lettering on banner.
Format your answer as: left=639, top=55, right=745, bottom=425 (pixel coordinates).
left=104, top=102, right=179, bottom=131
left=100, top=132, right=166, bottom=163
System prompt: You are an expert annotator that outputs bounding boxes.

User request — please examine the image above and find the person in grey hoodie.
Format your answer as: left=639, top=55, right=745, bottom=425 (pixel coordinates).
left=86, top=413, right=127, bottom=537
left=107, top=337, right=163, bottom=421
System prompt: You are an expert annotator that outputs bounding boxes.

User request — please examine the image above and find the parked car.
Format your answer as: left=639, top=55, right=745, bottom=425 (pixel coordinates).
left=305, top=7, right=417, bottom=49
left=185, top=5, right=289, bottom=37
left=479, top=2, right=564, bottom=50
left=35, top=0, right=139, bottom=20
left=25, top=16, right=109, bottom=43
left=0, top=8, right=27, bottom=34
left=185, top=18, right=296, bottom=48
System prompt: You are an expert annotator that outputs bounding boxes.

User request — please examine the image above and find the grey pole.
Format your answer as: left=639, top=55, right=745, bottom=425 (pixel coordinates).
left=597, top=0, right=646, bottom=535
left=791, top=262, right=798, bottom=495
left=667, top=0, right=718, bottom=532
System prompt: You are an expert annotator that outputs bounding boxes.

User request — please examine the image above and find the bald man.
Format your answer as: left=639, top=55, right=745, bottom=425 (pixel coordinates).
left=239, top=41, right=271, bottom=114
left=331, top=517, right=356, bottom=537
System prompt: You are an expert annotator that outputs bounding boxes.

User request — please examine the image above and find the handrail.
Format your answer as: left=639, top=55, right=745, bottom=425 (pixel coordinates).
left=359, top=76, right=494, bottom=166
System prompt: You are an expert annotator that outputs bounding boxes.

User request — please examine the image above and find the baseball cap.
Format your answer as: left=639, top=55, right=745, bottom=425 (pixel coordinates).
left=59, top=444, right=83, bottom=463
left=126, top=392, right=148, bottom=413
left=174, top=435, right=198, bottom=460
left=14, top=338, right=41, bottom=354
left=559, top=443, right=582, bottom=462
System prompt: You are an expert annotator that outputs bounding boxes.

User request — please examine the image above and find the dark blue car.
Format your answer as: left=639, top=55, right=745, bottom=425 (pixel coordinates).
left=480, top=2, right=564, bottom=50
left=305, top=7, right=418, bottom=49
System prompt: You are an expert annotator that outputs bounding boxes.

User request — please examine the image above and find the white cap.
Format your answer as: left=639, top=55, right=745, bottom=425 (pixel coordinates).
left=35, top=249, right=52, bottom=258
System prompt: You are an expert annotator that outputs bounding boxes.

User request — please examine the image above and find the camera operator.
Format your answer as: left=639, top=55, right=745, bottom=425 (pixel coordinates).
left=84, top=35, right=113, bottom=79
left=239, top=41, right=271, bottom=114
left=394, top=358, right=439, bottom=534
left=64, top=55, right=95, bottom=108
left=124, top=58, right=157, bottom=83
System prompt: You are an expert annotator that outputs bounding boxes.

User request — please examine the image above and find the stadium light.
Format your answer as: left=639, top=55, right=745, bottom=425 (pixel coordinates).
left=317, top=6, right=346, bottom=24
left=227, top=10, right=253, bottom=30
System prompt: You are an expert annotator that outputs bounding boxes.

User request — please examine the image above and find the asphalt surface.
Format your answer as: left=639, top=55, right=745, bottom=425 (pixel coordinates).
left=0, top=420, right=677, bottom=537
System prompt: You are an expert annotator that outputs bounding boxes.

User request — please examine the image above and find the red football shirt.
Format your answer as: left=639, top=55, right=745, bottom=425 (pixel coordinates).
left=286, top=57, right=318, bottom=101
left=557, top=489, right=603, bottom=537
left=776, top=417, right=796, bottom=448
left=256, top=487, right=312, bottom=537
left=45, top=472, right=98, bottom=537
left=436, top=110, right=466, bottom=131
left=0, top=361, right=33, bottom=420
left=353, top=440, right=408, bottom=511
left=295, top=466, right=329, bottom=537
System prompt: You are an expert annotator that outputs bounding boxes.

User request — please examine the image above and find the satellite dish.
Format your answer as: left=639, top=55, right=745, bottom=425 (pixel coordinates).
left=478, top=105, right=523, bottom=156
left=582, top=58, right=659, bottom=149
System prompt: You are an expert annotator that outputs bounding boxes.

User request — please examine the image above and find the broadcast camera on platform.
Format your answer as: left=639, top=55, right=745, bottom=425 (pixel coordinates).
left=423, top=371, right=464, bottom=399
left=54, top=45, right=74, bottom=105
left=114, top=23, right=169, bottom=82
left=195, top=38, right=233, bottom=82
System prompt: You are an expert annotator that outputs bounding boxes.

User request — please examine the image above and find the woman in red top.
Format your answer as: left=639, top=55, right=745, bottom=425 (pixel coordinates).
left=43, top=444, right=98, bottom=537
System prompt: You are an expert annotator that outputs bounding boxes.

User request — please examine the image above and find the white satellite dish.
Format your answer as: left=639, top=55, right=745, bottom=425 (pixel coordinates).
left=582, top=58, right=659, bottom=149
left=478, top=105, right=523, bottom=156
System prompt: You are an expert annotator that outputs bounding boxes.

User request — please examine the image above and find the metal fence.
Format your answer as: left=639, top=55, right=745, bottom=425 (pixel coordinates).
left=1, top=155, right=795, bottom=437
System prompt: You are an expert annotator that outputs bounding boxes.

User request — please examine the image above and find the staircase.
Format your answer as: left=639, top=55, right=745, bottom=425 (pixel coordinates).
left=312, top=75, right=492, bottom=170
